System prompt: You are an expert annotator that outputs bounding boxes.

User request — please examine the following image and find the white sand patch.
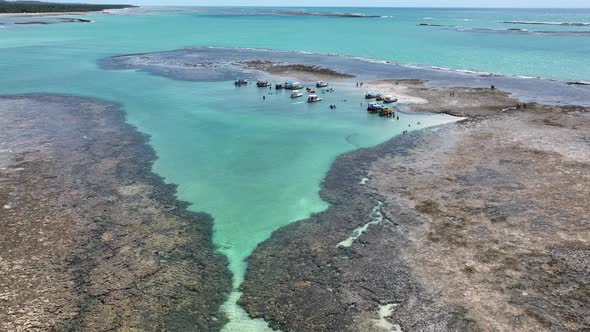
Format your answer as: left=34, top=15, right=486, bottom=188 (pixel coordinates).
left=366, top=82, right=429, bottom=105
left=117, top=184, right=151, bottom=196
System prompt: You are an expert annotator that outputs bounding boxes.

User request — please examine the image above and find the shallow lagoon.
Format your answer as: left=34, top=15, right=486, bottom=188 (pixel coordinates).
left=142, top=80, right=458, bottom=331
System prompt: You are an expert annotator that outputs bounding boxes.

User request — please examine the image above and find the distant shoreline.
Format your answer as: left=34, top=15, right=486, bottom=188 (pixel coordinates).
left=0, top=8, right=133, bottom=17
left=0, top=11, right=97, bottom=17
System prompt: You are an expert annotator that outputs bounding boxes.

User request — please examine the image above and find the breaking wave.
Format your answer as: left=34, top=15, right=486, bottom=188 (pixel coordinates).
left=501, top=21, right=590, bottom=27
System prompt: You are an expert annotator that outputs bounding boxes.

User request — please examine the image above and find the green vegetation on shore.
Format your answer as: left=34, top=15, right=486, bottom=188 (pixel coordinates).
left=0, top=0, right=133, bottom=13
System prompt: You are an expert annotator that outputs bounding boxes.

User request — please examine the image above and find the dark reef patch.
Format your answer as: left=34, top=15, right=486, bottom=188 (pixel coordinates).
left=0, top=94, right=231, bottom=331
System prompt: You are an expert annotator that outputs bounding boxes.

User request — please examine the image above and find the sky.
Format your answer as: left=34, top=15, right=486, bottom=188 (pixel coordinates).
left=46, top=0, right=590, bottom=8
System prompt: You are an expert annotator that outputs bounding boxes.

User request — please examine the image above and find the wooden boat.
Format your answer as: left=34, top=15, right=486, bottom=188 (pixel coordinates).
left=234, top=78, right=248, bottom=86
left=285, top=81, right=304, bottom=90
left=275, top=83, right=285, bottom=89
left=383, top=95, right=398, bottom=104
left=291, top=90, right=303, bottom=98
left=307, top=94, right=322, bottom=103
left=365, top=91, right=380, bottom=99
left=257, top=80, right=270, bottom=87
left=306, top=87, right=316, bottom=94
left=379, top=107, right=395, bottom=117
left=367, top=102, right=383, bottom=113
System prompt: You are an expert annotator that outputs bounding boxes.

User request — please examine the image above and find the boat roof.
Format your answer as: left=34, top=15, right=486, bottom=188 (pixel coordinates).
left=292, top=90, right=299, bottom=92
left=309, top=94, right=318, bottom=97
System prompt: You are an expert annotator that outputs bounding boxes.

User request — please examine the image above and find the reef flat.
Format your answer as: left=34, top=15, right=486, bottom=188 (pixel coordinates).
left=0, top=94, right=231, bottom=331
left=240, top=60, right=355, bottom=81
left=240, top=81, right=590, bottom=331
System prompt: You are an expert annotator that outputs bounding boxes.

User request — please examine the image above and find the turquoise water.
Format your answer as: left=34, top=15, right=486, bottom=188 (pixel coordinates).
left=3, top=7, right=590, bottom=81
left=1, top=7, right=588, bottom=330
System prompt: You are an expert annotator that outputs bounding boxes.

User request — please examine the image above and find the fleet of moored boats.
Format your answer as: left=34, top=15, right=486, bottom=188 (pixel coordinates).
left=365, top=91, right=398, bottom=117
left=234, top=78, right=399, bottom=116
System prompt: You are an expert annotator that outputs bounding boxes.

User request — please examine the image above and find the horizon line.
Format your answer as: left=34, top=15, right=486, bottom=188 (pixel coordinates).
left=133, top=5, right=590, bottom=9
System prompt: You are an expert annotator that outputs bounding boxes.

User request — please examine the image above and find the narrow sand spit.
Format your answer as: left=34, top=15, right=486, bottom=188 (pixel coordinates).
left=366, top=80, right=429, bottom=105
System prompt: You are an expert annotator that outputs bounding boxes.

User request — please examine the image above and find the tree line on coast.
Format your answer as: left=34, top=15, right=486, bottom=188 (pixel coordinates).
left=0, top=1, right=133, bottom=13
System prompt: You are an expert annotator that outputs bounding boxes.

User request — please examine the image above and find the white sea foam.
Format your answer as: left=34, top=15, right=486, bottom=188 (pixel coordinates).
left=502, top=21, right=590, bottom=26
left=373, top=304, right=403, bottom=332
left=338, top=201, right=383, bottom=248
left=221, top=291, right=275, bottom=332
left=453, top=26, right=590, bottom=36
